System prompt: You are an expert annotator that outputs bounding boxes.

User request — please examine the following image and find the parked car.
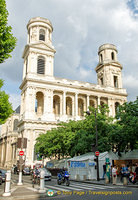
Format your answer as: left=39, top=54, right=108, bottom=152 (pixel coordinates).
left=22, top=167, right=30, bottom=175
left=38, top=168, right=52, bottom=181
left=0, top=169, right=6, bottom=182
left=0, top=174, right=2, bottom=185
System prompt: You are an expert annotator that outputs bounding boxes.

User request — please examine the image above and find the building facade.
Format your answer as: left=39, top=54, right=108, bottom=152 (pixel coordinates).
left=0, top=17, right=127, bottom=168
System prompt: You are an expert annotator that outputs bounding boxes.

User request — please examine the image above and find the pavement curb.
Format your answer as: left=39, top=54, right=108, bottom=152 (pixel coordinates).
left=52, top=176, right=138, bottom=188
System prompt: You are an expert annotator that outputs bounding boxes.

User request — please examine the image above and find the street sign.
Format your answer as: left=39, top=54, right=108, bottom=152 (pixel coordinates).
left=95, top=151, right=100, bottom=156
left=19, top=151, right=24, bottom=156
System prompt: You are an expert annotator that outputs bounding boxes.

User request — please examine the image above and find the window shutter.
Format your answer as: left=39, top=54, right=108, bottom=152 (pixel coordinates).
left=37, top=56, right=45, bottom=74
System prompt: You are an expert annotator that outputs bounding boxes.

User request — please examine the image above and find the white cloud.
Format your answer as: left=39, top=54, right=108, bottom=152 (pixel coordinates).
left=0, top=0, right=138, bottom=106
left=123, top=75, right=138, bottom=88
left=9, top=93, right=21, bottom=110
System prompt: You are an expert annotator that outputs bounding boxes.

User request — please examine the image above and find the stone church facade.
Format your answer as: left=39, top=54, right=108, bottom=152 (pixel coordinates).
left=0, top=17, right=127, bottom=168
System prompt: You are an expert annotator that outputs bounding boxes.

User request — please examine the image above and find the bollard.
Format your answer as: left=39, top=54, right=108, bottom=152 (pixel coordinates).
left=38, top=169, right=45, bottom=193
left=17, top=171, right=23, bottom=185
left=2, top=170, right=11, bottom=197
left=123, top=176, right=128, bottom=185
left=105, top=175, right=109, bottom=184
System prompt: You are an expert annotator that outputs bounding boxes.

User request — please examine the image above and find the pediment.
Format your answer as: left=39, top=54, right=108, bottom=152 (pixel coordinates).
left=22, top=42, right=56, bottom=58
left=30, top=42, right=56, bottom=52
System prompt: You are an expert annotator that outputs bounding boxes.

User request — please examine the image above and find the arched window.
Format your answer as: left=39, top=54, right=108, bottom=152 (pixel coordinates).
left=114, top=76, right=118, bottom=88
left=111, top=52, right=115, bottom=60
left=35, top=92, right=44, bottom=115
left=78, top=98, right=84, bottom=116
left=13, top=119, right=18, bottom=131
left=37, top=56, right=45, bottom=74
left=90, top=100, right=95, bottom=108
left=100, top=54, right=103, bottom=62
left=66, top=97, right=72, bottom=115
left=100, top=101, right=105, bottom=107
left=39, top=29, right=45, bottom=41
left=53, top=95, right=60, bottom=115
left=115, top=102, right=120, bottom=115
left=100, top=101, right=105, bottom=113
left=100, top=77, right=103, bottom=86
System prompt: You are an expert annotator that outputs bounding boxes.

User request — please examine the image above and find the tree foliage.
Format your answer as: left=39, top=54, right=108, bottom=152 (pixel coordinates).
left=35, top=105, right=113, bottom=159
left=110, top=99, right=138, bottom=154
left=0, top=0, right=17, bottom=63
left=0, top=79, right=13, bottom=124
left=35, top=99, right=138, bottom=159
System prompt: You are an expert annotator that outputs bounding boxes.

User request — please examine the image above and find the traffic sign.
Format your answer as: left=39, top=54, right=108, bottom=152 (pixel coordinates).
left=95, top=151, right=100, bottom=156
left=19, top=150, right=24, bottom=156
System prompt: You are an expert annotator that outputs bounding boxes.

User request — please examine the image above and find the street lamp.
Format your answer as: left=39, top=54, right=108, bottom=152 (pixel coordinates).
left=86, top=109, right=99, bottom=181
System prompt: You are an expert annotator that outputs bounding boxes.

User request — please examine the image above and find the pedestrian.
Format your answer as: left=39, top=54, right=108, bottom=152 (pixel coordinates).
left=132, top=164, right=136, bottom=174
left=135, top=163, right=138, bottom=176
left=102, top=163, right=106, bottom=179
left=126, top=165, right=130, bottom=179
left=112, top=165, right=118, bottom=185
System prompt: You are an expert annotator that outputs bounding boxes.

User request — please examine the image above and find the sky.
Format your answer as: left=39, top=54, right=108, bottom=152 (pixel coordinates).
left=0, top=0, right=138, bottom=110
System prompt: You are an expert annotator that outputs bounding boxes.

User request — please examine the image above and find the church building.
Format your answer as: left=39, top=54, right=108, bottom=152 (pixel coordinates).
left=0, top=17, right=127, bottom=168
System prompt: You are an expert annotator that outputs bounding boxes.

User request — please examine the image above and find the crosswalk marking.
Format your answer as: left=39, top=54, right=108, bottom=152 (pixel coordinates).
left=44, top=181, right=121, bottom=194
left=71, top=182, right=116, bottom=189
left=45, top=185, right=71, bottom=192
left=55, top=184, right=82, bottom=191
left=68, top=184, right=100, bottom=190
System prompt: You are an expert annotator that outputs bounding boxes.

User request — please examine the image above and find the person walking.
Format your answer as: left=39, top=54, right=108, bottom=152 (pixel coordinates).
left=135, top=163, right=138, bottom=178
left=112, top=165, right=118, bottom=185
left=102, top=163, right=106, bottom=179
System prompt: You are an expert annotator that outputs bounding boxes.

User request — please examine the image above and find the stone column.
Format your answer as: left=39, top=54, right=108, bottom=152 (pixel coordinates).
left=75, top=93, right=78, bottom=117
left=87, top=95, right=90, bottom=110
left=1, top=141, right=4, bottom=166
left=97, top=96, right=100, bottom=106
left=44, top=92, right=47, bottom=115
left=112, top=100, right=116, bottom=117
left=108, top=97, right=113, bottom=116
left=0, top=142, right=2, bottom=165
left=72, top=98, right=75, bottom=117
left=63, top=91, right=66, bottom=115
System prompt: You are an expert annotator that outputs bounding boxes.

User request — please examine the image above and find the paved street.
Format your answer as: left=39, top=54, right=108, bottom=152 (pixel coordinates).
left=0, top=174, right=137, bottom=200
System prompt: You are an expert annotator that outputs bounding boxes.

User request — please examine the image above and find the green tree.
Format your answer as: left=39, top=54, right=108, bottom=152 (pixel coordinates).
left=35, top=120, right=81, bottom=159
left=69, top=105, right=113, bottom=156
left=0, top=0, right=16, bottom=63
left=0, top=79, right=13, bottom=124
left=114, top=99, right=138, bottom=152
left=35, top=105, right=113, bottom=158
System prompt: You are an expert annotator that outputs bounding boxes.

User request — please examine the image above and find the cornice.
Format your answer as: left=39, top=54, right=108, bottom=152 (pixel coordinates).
left=18, top=119, right=57, bottom=128
left=95, top=62, right=123, bottom=72
left=19, top=76, right=127, bottom=98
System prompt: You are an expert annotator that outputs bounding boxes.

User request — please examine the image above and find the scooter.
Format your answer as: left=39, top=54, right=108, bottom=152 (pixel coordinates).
left=57, top=171, right=70, bottom=186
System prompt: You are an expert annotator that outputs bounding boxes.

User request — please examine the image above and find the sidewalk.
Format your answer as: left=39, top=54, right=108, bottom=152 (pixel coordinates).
left=0, top=177, right=137, bottom=200
left=0, top=182, right=50, bottom=200
left=73, top=177, right=138, bottom=188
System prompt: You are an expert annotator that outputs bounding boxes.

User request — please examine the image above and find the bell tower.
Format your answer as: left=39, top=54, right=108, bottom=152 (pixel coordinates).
left=22, top=17, right=56, bottom=80
left=20, top=17, right=56, bottom=120
left=95, top=44, right=123, bottom=88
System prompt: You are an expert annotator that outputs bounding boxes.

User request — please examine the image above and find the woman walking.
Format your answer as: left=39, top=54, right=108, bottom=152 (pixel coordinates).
left=112, top=165, right=118, bottom=185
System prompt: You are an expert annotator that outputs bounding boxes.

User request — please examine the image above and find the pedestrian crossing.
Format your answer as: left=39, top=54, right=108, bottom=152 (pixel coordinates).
left=44, top=182, right=120, bottom=194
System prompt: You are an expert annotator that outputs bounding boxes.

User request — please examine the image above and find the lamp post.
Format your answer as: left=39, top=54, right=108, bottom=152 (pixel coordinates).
left=86, top=109, right=99, bottom=181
